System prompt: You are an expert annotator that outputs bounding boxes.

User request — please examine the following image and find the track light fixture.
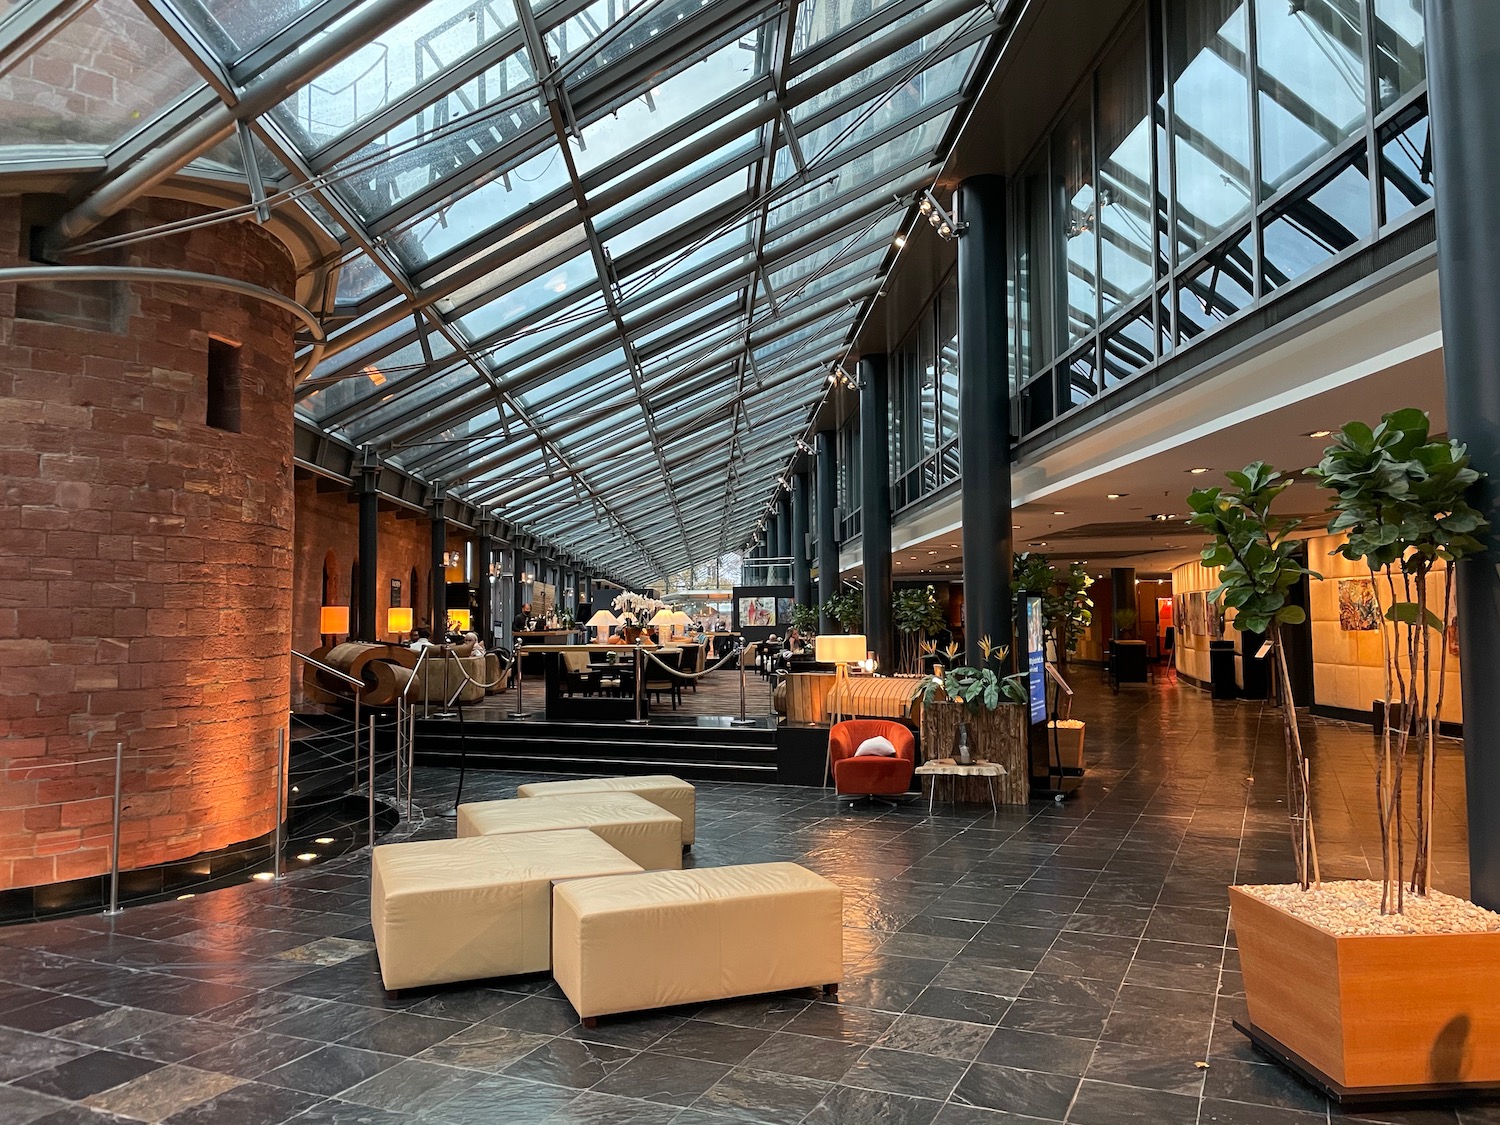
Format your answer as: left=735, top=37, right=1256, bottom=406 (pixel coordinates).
left=917, top=188, right=966, bottom=241
left=796, top=439, right=815, bottom=455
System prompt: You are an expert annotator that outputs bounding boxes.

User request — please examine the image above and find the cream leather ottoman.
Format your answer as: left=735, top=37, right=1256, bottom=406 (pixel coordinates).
left=370, top=830, right=640, bottom=992
left=516, top=775, right=695, bottom=845
left=552, top=862, right=843, bottom=1025
left=456, top=792, right=682, bottom=871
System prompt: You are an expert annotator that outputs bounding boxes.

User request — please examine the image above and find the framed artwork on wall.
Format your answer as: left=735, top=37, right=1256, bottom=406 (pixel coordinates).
left=390, top=579, right=401, bottom=607
left=776, top=597, right=795, bottom=625
left=1338, top=578, right=1380, bottom=631
left=740, top=596, right=775, bottom=627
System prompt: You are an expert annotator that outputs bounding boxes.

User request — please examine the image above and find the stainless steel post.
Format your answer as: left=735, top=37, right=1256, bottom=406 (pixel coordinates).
left=104, top=741, right=123, bottom=916
left=507, top=643, right=527, bottom=718
left=406, top=699, right=416, bottom=818
left=353, top=695, right=361, bottom=794
left=628, top=642, right=647, bottom=724
left=274, top=727, right=285, bottom=880
left=368, top=714, right=376, bottom=850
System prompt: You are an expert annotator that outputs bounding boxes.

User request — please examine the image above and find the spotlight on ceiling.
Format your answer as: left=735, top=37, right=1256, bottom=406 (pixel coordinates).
left=1106, top=493, right=1127, bottom=499
left=1307, top=429, right=1334, bottom=438
left=1187, top=467, right=1210, bottom=474
left=917, top=188, right=967, bottom=241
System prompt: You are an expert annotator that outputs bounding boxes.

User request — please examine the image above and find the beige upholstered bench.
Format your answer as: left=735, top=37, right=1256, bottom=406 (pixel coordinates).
left=551, top=862, right=843, bottom=1025
left=456, top=793, right=682, bottom=871
left=370, top=830, right=641, bottom=992
left=516, top=775, right=696, bottom=845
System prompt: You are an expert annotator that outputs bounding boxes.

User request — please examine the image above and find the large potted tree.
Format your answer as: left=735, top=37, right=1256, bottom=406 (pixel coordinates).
left=918, top=638, right=1030, bottom=804
left=1013, top=554, right=1093, bottom=773
left=892, top=585, right=946, bottom=673
left=1193, top=415, right=1500, bottom=1099
left=821, top=587, right=864, bottom=634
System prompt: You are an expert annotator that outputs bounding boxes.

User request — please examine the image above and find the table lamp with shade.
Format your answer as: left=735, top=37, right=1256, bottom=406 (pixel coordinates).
left=668, top=610, right=694, bottom=641
left=387, top=606, right=413, bottom=642
left=649, top=607, right=677, bottom=640
left=448, top=609, right=471, bottom=633
left=320, top=605, right=349, bottom=641
left=815, top=633, right=868, bottom=726
left=586, top=609, right=619, bottom=642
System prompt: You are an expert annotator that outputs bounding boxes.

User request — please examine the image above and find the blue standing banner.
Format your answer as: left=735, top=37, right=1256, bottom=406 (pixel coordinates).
left=1025, top=595, right=1047, bottom=725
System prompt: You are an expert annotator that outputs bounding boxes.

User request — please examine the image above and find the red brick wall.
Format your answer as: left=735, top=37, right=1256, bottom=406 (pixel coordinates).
left=0, top=195, right=296, bottom=891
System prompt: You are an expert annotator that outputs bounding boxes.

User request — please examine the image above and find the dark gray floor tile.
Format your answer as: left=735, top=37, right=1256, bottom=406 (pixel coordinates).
left=646, top=1020, right=772, bottom=1066
left=268, top=1001, right=392, bottom=1043
left=415, top=1025, right=553, bottom=1073
left=0, top=1082, right=71, bottom=1125
left=0, top=994, right=114, bottom=1033
left=1068, top=1078, right=1200, bottom=1125
left=782, top=1003, right=898, bottom=1044
left=740, top=1031, right=864, bottom=1081
left=1201, top=1056, right=1330, bottom=1114
left=1199, top=1096, right=1330, bottom=1124
left=950, top=1063, right=1079, bottom=1120
left=419, top=1074, right=576, bottom=1124
left=841, top=1046, right=967, bottom=1100
left=543, top=1090, right=684, bottom=1124
left=263, top=1045, right=402, bottom=1096
left=502, top=1037, right=636, bottom=1089
left=692, top=995, right=810, bottom=1031
left=997, top=999, right=1107, bottom=1039
left=874, top=1014, right=992, bottom=1061
left=591, top=1051, right=730, bottom=1105
left=907, top=987, right=1013, bottom=1025
left=0, top=1028, right=92, bottom=1081
left=14, top=1050, right=163, bottom=1101
left=481, top=995, right=579, bottom=1035
left=976, top=1027, right=1095, bottom=1077
left=1084, top=1040, right=1208, bottom=1096
left=337, top=1014, right=468, bottom=1057
left=339, top=1059, right=483, bottom=1115
left=690, top=1066, right=831, bottom=1125
left=804, top=1084, right=944, bottom=1125
left=156, top=1080, right=323, bottom=1125
left=285, top=1098, right=419, bottom=1124
left=184, top=1029, right=320, bottom=1079
left=112, top=1017, right=246, bottom=1063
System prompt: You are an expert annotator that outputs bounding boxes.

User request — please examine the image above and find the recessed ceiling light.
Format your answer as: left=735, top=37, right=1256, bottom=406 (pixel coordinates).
left=1106, top=493, right=1126, bottom=500
left=251, top=872, right=275, bottom=882
left=314, top=837, right=335, bottom=845
left=1012, top=524, right=1022, bottom=529
left=1030, top=541, right=1048, bottom=547
left=927, top=550, right=937, bottom=555
left=1187, top=468, right=1210, bottom=474
left=296, top=852, right=318, bottom=862
left=1307, top=429, right=1333, bottom=438
left=176, top=893, right=195, bottom=900
left=1148, top=514, right=1176, bottom=522
left=893, top=234, right=907, bottom=248
left=1053, top=510, right=1066, bottom=516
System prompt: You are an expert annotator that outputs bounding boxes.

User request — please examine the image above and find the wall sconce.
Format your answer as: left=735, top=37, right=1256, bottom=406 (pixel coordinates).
left=918, top=188, right=966, bottom=241
left=320, top=605, right=349, bottom=639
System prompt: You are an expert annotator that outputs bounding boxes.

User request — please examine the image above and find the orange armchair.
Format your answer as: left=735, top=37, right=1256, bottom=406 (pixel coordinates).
left=829, top=719, right=916, bottom=803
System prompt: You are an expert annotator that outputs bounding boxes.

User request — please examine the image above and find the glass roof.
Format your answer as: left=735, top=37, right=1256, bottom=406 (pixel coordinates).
left=2, top=0, right=999, bottom=584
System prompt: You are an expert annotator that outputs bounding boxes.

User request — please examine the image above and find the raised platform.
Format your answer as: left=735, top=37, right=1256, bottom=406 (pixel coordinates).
left=413, top=713, right=782, bottom=784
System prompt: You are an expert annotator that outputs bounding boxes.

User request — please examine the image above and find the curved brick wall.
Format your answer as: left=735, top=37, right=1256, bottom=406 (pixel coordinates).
left=0, top=196, right=296, bottom=892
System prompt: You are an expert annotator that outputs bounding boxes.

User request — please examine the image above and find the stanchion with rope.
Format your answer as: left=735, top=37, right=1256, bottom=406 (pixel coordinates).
left=104, top=741, right=124, bottom=916
left=273, top=726, right=286, bottom=881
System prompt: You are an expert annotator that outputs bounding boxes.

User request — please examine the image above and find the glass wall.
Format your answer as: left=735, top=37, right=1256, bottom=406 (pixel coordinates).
left=891, top=272, right=961, bottom=511
left=1012, top=0, right=1429, bottom=436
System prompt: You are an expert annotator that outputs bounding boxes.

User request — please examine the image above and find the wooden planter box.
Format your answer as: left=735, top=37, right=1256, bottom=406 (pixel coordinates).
left=920, top=700, right=1028, bottom=804
left=1031, top=720, right=1084, bottom=778
left=1229, top=885, right=1500, bottom=1101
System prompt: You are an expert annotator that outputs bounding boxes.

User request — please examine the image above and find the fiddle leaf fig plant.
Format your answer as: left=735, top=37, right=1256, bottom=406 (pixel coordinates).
left=892, top=585, right=946, bottom=672
left=822, top=587, right=864, bottom=632
left=1013, top=553, right=1095, bottom=657
left=1187, top=461, right=1321, bottom=891
left=1306, top=409, right=1488, bottom=913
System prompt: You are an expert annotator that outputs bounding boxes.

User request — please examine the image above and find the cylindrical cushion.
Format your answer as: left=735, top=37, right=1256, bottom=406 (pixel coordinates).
left=516, top=775, right=695, bottom=844
left=456, top=793, right=682, bottom=871
left=552, top=862, right=842, bottom=1020
left=370, top=830, right=641, bottom=991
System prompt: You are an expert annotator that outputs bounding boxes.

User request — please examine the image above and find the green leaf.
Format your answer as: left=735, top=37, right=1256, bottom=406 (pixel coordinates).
left=1274, top=605, right=1306, bottom=625
left=1384, top=602, right=1444, bottom=630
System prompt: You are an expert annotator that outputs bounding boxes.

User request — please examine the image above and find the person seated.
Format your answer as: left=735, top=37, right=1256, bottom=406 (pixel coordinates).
left=409, top=627, right=435, bottom=650
left=464, top=631, right=486, bottom=657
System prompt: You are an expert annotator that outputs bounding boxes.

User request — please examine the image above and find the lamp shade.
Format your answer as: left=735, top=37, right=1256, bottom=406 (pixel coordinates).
left=448, top=609, right=471, bottom=631
left=815, top=633, right=866, bottom=664
left=649, top=608, right=677, bottom=625
left=320, top=605, right=349, bottom=635
left=667, top=611, right=693, bottom=626
left=387, top=607, right=413, bottom=634
left=586, top=610, right=620, bottom=628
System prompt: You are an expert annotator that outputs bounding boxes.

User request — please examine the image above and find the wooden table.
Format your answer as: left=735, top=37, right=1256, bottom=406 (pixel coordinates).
left=914, top=758, right=1008, bottom=815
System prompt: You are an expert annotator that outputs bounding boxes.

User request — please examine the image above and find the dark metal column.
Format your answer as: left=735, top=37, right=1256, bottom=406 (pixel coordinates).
left=791, top=467, right=812, bottom=606
left=957, top=175, right=1013, bottom=667
left=476, top=518, right=495, bottom=649
left=1110, top=568, right=1136, bottom=640
left=1426, top=0, right=1500, bottom=910
left=775, top=501, right=792, bottom=585
left=356, top=445, right=379, bottom=641
left=816, top=431, right=839, bottom=631
left=860, top=354, right=894, bottom=671
left=429, top=483, right=447, bottom=636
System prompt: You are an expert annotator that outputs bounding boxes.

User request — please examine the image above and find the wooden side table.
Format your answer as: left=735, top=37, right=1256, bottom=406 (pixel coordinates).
left=914, top=759, right=1008, bottom=815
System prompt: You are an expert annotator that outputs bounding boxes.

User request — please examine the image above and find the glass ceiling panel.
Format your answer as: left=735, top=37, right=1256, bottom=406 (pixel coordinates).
left=391, top=141, right=572, bottom=265
left=795, top=53, right=968, bottom=167
left=454, top=250, right=598, bottom=340
left=794, top=0, right=917, bottom=53
left=167, top=0, right=319, bottom=58
left=270, top=0, right=520, bottom=150
left=599, top=166, right=751, bottom=259
left=792, top=24, right=978, bottom=123
left=301, top=333, right=458, bottom=421
left=0, top=0, right=204, bottom=147
left=571, top=34, right=767, bottom=177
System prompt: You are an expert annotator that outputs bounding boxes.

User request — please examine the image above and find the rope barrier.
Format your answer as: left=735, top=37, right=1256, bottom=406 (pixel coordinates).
left=639, top=646, right=744, bottom=680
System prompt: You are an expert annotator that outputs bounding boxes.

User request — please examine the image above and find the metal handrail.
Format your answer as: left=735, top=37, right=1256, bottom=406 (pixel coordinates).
left=292, top=649, right=363, bottom=688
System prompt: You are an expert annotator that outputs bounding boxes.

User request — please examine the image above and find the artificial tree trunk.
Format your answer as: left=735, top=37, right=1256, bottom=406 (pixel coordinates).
left=920, top=700, right=1029, bottom=804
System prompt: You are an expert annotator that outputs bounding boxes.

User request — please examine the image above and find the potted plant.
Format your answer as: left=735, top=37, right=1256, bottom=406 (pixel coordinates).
left=1013, top=554, right=1093, bottom=772
left=892, top=585, right=946, bottom=673
left=917, top=638, right=1029, bottom=804
left=790, top=603, right=819, bottom=636
left=822, top=587, right=864, bottom=633
left=1194, top=419, right=1500, bottom=1098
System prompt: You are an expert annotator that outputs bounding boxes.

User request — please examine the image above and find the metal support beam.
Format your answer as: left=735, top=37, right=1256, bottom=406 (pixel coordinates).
left=859, top=354, right=893, bottom=672
left=1425, top=0, right=1500, bottom=910
left=816, top=430, right=839, bottom=631
left=792, top=465, right=812, bottom=607
left=477, top=517, right=496, bottom=649
left=357, top=446, right=380, bottom=642
left=430, top=482, right=448, bottom=637
left=957, top=175, right=1013, bottom=669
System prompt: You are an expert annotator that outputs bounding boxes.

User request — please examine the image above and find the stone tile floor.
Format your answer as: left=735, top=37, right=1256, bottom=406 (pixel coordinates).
left=1, top=674, right=1496, bottom=1124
